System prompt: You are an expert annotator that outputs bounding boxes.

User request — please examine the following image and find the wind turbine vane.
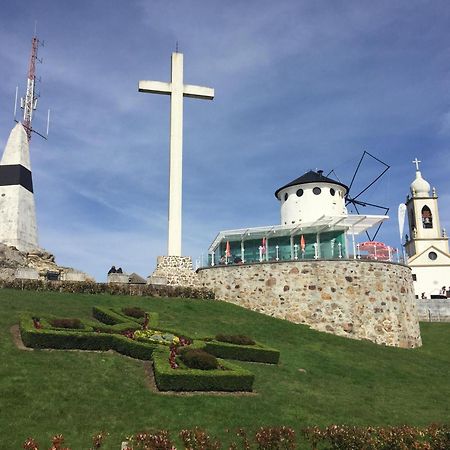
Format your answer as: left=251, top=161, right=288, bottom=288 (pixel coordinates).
left=14, top=30, right=50, bottom=141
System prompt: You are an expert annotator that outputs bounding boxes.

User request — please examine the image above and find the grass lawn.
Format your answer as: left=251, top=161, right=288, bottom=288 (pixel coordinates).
left=0, top=288, right=449, bottom=449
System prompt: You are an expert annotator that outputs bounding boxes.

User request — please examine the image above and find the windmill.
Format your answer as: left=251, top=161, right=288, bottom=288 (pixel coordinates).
left=328, top=150, right=390, bottom=241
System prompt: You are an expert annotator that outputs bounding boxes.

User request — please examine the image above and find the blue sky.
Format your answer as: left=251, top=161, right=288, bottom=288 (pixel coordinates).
left=1, top=1, right=449, bottom=281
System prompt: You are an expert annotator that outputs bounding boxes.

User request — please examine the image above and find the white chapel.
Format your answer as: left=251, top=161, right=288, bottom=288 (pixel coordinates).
left=404, top=159, right=450, bottom=298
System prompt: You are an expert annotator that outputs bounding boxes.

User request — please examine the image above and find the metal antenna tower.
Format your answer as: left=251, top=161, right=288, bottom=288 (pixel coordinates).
left=18, top=30, right=49, bottom=141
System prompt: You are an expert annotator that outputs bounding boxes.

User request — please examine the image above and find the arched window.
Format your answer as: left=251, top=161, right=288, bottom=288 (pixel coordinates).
left=421, top=205, right=433, bottom=228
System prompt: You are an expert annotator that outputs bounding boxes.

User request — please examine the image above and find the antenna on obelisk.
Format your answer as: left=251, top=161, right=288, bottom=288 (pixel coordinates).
left=15, top=27, right=50, bottom=141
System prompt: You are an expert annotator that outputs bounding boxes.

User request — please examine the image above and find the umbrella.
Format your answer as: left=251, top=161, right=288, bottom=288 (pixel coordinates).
left=225, top=241, right=231, bottom=257
left=300, top=235, right=305, bottom=252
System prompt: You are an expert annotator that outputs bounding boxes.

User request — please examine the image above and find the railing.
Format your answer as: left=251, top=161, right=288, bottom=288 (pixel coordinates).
left=195, top=251, right=404, bottom=269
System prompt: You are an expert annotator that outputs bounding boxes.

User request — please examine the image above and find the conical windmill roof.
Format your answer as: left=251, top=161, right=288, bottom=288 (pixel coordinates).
left=275, top=170, right=349, bottom=199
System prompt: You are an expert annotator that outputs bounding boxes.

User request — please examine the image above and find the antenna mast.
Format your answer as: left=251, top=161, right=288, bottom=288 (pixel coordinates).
left=21, top=33, right=40, bottom=141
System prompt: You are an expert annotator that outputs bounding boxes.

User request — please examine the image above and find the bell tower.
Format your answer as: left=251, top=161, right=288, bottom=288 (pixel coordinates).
left=404, top=158, right=450, bottom=298
left=405, top=158, right=448, bottom=258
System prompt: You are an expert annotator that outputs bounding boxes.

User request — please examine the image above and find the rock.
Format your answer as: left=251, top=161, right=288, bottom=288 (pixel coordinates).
left=0, top=243, right=94, bottom=281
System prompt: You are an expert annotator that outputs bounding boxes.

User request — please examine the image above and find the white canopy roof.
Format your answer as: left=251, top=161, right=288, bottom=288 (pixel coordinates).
left=208, top=214, right=388, bottom=252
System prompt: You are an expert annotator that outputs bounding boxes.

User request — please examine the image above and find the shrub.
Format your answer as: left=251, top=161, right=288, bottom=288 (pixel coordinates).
left=49, top=318, right=83, bottom=329
left=216, top=334, right=255, bottom=346
left=92, top=306, right=128, bottom=325
left=301, top=424, right=450, bottom=450
left=179, top=348, right=218, bottom=370
left=255, top=426, right=296, bottom=450
left=130, top=430, right=173, bottom=450
left=179, top=428, right=221, bottom=450
left=204, top=340, right=280, bottom=364
left=20, top=315, right=156, bottom=359
left=122, top=306, right=146, bottom=318
left=153, top=347, right=255, bottom=392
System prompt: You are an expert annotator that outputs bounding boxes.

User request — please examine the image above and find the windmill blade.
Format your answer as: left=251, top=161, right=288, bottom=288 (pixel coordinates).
left=347, top=198, right=389, bottom=241
left=345, top=151, right=390, bottom=204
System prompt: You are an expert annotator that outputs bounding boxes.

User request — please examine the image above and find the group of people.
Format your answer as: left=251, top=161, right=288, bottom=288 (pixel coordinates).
left=218, top=255, right=243, bottom=265
left=107, top=265, right=124, bottom=275
left=420, top=286, right=448, bottom=299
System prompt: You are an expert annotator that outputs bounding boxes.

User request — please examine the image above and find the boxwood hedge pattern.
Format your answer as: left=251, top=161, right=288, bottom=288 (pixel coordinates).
left=92, top=305, right=159, bottom=327
left=202, top=339, right=280, bottom=364
left=153, top=347, right=255, bottom=392
left=19, top=307, right=280, bottom=392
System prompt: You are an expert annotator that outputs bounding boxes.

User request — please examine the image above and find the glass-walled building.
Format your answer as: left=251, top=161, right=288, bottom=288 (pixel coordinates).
left=207, top=170, right=389, bottom=266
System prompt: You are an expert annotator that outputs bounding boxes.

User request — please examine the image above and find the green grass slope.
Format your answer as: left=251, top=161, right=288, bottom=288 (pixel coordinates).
left=0, top=288, right=449, bottom=449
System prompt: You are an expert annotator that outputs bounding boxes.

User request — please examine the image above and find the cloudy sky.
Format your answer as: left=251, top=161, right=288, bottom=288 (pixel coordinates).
left=1, top=1, right=449, bottom=281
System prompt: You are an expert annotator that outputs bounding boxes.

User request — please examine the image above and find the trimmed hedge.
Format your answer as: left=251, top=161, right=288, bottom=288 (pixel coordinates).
left=0, top=279, right=214, bottom=299
left=203, top=340, right=280, bottom=364
left=92, top=306, right=159, bottom=327
left=20, top=315, right=156, bottom=359
left=216, top=334, right=255, bottom=345
left=179, top=348, right=219, bottom=370
left=153, top=347, right=255, bottom=392
left=111, top=307, right=159, bottom=327
left=92, top=306, right=131, bottom=325
left=37, top=314, right=95, bottom=333
left=90, top=322, right=141, bottom=334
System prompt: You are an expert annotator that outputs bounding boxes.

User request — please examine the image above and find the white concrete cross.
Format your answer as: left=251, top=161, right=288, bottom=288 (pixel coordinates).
left=412, top=157, right=421, bottom=171
left=139, top=53, right=214, bottom=256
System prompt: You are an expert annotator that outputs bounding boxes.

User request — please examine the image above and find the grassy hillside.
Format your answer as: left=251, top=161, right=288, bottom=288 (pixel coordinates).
left=0, top=288, right=449, bottom=449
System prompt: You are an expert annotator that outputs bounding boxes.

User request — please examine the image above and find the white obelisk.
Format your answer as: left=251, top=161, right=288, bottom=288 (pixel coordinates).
left=139, top=52, right=214, bottom=256
left=0, top=122, right=38, bottom=251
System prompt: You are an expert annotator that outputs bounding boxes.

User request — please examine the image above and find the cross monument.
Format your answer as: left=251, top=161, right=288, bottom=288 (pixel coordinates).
left=139, top=52, right=214, bottom=256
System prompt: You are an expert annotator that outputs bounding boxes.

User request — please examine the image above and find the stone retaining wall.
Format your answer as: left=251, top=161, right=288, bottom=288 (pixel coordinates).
left=416, top=299, right=450, bottom=322
left=198, top=260, right=422, bottom=348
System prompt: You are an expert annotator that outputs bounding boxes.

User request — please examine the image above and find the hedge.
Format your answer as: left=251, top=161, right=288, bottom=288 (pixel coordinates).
left=20, top=315, right=156, bottom=359
left=90, top=322, right=141, bottom=334
left=153, top=347, right=255, bottom=392
left=202, top=340, right=280, bottom=364
left=0, top=279, right=214, bottom=299
left=111, top=307, right=159, bottom=327
left=92, top=306, right=159, bottom=328
left=34, top=314, right=95, bottom=333
left=92, top=306, right=132, bottom=325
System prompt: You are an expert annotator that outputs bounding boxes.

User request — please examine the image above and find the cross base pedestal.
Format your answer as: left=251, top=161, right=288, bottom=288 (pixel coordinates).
left=147, top=256, right=199, bottom=287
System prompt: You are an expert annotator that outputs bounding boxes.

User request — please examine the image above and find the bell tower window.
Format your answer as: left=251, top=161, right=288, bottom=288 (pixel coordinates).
left=421, top=205, right=433, bottom=228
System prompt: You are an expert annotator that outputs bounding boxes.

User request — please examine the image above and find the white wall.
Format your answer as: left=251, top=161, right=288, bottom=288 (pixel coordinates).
left=278, top=182, right=347, bottom=225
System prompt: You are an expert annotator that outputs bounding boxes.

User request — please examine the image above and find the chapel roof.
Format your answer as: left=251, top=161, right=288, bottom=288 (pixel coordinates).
left=274, top=170, right=349, bottom=199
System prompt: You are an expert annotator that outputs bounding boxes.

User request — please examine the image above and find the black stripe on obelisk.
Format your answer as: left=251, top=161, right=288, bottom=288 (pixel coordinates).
left=0, top=165, right=33, bottom=193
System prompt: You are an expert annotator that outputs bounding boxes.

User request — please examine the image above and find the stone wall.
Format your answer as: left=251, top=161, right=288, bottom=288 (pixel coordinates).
left=198, top=260, right=422, bottom=348
left=148, top=256, right=199, bottom=287
left=416, top=299, right=450, bottom=322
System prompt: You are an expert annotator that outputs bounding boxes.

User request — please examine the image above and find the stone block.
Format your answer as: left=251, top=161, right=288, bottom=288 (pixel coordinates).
left=61, top=271, right=88, bottom=282
left=148, top=276, right=168, bottom=285
left=107, top=273, right=130, bottom=284
left=15, top=267, right=39, bottom=280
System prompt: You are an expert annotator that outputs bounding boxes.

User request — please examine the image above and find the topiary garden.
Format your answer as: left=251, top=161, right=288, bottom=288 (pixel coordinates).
left=19, top=306, right=280, bottom=392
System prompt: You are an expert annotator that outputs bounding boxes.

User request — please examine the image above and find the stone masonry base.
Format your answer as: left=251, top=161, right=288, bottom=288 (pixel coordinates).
left=198, top=259, right=422, bottom=348
left=148, top=256, right=199, bottom=287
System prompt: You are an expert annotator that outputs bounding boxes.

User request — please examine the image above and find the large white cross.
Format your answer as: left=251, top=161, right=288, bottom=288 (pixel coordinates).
left=139, top=53, right=214, bottom=256
left=412, top=157, right=421, bottom=171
